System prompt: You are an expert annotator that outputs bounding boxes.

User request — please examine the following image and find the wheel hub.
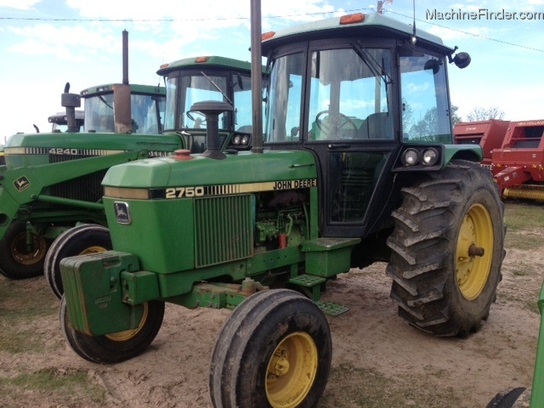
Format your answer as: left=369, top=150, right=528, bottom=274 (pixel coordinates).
left=105, top=303, right=148, bottom=342
left=11, top=231, right=47, bottom=265
left=266, top=332, right=318, bottom=408
left=456, top=203, right=494, bottom=300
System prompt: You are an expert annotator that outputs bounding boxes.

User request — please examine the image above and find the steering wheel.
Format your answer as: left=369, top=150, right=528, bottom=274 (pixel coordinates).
left=315, top=110, right=357, bottom=136
left=186, top=111, right=207, bottom=128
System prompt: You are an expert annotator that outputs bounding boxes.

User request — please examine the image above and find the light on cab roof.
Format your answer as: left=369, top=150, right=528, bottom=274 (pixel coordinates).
left=261, top=31, right=275, bottom=41
left=339, top=13, right=366, bottom=25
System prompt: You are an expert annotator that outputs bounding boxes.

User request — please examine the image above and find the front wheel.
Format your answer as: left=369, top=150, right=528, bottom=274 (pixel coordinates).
left=45, top=224, right=112, bottom=299
left=386, top=160, right=504, bottom=337
left=0, top=221, right=49, bottom=279
left=209, top=289, right=332, bottom=408
left=60, top=295, right=165, bottom=364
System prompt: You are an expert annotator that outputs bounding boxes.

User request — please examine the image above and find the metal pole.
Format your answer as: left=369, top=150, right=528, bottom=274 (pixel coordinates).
left=122, top=30, right=129, bottom=85
left=250, top=0, right=263, bottom=154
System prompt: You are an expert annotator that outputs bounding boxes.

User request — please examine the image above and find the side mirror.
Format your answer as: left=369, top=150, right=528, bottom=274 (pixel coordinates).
left=453, top=52, right=471, bottom=69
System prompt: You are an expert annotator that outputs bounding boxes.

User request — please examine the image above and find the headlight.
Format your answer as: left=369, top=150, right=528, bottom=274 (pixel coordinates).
left=241, top=135, right=249, bottom=145
left=402, top=148, right=420, bottom=166
left=422, top=148, right=439, bottom=166
left=233, top=135, right=241, bottom=145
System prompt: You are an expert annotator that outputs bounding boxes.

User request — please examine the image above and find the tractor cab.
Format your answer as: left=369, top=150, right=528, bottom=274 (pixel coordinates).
left=262, top=12, right=473, bottom=238
left=81, top=84, right=165, bottom=134
left=48, top=110, right=85, bottom=133
left=158, top=56, right=264, bottom=153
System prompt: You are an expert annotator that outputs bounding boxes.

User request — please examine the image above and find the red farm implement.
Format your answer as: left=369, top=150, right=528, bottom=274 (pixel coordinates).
left=454, top=119, right=510, bottom=168
left=492, top=120, right=544, bottom=200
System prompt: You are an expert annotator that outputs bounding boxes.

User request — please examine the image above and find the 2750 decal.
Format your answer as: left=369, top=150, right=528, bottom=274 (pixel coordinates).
left=165, top=186, right=205, bottom=198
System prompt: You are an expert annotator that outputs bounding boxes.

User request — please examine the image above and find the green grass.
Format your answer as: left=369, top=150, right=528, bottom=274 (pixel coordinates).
left=0, top=277, right=57, bottom=353
left=504, top=201, right=544, bottom=230
left=321, top=364, right=463, bottom=408
left=504, top=201, right=544, bottom=249
left=0, top=368, right=105, bottom=404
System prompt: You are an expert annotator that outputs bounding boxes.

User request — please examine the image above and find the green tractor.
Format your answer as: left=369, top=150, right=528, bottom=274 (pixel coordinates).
left=59, top=10, right=504, bottom=408
left=0, top=55, right=256, bottom=285
left=47, top=110, right=84, bottom=133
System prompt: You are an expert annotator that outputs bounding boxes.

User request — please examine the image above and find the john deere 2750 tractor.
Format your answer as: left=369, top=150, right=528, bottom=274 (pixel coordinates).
left=0, top=55, right=256, bottom=285
left=59, top=9, right=504, bottom=408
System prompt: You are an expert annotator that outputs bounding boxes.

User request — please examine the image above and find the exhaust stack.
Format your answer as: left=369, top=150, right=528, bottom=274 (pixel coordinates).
left=190, top=101, right=233, bottom=160
left=250, top=0, right=263, bottom=153
left=61, top=82, right=81, bottom=133
left=114, top=30, right=132, bottom=134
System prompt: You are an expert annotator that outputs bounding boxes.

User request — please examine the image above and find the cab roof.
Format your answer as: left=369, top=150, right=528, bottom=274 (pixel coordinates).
left=262, top=12, right=455, bottom=56
left=80, top=84, right=165, bottom=98
left=157, top=56, right=252, bottom=76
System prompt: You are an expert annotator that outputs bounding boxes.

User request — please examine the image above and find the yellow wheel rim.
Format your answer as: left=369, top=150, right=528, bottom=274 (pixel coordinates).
left=266, top=332, right=318, bottom=408
left=11, top=232, right=47, bottom=265
left=456, top=203, right=494, bottom=300
left=80, top=245, right=108, bottom=255
left=105, top=303, right=149, bottom=342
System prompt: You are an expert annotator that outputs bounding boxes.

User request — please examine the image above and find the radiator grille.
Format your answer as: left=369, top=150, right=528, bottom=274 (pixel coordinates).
left=194, top=195, right=253, bottom=267
left=49, top=154, right=105, bottom=203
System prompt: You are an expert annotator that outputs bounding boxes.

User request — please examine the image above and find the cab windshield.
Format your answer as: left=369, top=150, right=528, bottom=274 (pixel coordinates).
left=84, top=93, right=165, bottom=134
left=163, top=72, right=253, bottom=133
left=265, top=45, right=453, bottom=144
left=265, top=47, right=394, bottom=143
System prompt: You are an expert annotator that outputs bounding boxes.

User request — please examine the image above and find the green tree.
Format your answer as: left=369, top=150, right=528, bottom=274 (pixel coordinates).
left=451, top=105, right=462, bottom=126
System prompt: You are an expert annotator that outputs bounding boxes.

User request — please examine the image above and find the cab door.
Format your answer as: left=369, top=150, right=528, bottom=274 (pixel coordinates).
left=302, top=45, right=397, bottom=237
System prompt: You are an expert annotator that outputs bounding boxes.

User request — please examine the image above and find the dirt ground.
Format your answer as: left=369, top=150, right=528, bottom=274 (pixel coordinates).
left=0, top=202, right=542, bottom=408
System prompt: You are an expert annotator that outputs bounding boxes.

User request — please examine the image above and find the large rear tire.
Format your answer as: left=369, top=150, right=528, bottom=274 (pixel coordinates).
left=386, top=160, right=504, bottom=337
left=45, top=224, right=112, bottom=299
left=209, top=289, right=332, bottom=408
left=0, top=221, right=49, bottom=279
left=60, top=295, right=164, bottom=364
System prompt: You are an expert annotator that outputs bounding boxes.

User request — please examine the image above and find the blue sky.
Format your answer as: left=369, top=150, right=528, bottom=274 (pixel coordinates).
left=1, top=0, right=543, bottom=141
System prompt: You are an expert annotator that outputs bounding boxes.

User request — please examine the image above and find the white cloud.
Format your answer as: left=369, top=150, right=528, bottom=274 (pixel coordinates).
left=0, top=0, right=40, bottom=10
left=6, top=24, right=119, bottom=61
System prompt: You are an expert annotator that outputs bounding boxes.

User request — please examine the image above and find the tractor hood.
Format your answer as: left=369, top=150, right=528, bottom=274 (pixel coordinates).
left=102, top=150, right=318, bottom=191
left=3, top=132, right=182, bottom=169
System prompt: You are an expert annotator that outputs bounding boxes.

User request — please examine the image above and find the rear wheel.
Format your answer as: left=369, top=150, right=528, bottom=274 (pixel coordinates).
left=0, top=221, right=49, bottom=279
left=45, top=224, right=112, bottom=299
left=60, top=295, right=164, bottom=364
left=386, top=160, right=504, bottom=336
left=209, top=289, right=332, bottom=408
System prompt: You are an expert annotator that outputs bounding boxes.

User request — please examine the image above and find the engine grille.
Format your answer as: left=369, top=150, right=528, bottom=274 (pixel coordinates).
left=194, top=195, right=253, bottom=267
left=49, top=154, right=105, bottom=203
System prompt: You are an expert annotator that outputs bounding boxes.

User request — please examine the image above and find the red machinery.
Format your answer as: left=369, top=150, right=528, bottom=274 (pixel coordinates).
left=492, top=120, right=544, bottom=200
left=454, top=119, right=510, bottom=168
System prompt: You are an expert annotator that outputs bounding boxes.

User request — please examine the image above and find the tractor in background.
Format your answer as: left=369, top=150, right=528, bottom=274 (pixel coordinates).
left=0, top=54, right=258, bottom=285
left=48, top=110, right=85, bottom=133
left=58, top=7, right=504, bottom=408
